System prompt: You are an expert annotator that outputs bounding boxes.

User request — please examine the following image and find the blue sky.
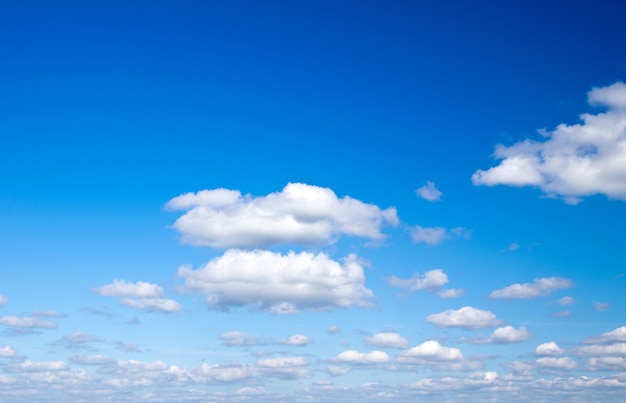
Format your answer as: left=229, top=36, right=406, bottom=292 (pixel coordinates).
left=1, top=1, right=626, bottom=401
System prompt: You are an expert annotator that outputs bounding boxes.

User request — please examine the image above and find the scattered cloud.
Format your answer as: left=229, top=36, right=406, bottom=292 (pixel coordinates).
left=0, top=316, right=56, bottom=333
left=279, top=335, right=312, bottom=346
left=333, top=350, right=390, bottom=364
left=55, top=331, right=102, bottom=350
left=219, top=331, right=259, bottom=347
left=364, top=333, right=409, bottom=349
left=581, top=326, right=626, bottom=345
left=415, top=181, right=442, bottom=202
left=0, top=295, right=7, bottom=307
left=166, top=183, right=398, bottom=249
left=396, top=340, right=463, bottom=363
left=327, top=365, right=351, bottom=376
left=425, top=306, right=501, bottom=330
left=409, top=225, right=446, bottom=246
left=472, top=82, right=626, bottom=203
left=387, top=269, right=448, bottom=292
left=0, top=346, right=17, bottom=358
left=535, top=357, right=577, bottom=371
left=535, top=342, right=564, bottom=356
left=558, top=296, right=575, bottom=306
left=507, top=242, right=520, bottom=251
left=93, top=279, right=181, bottom=313
left=114, top=341, right=142, bottom=352
left=489, top=326, right=531, bottom=344
left=177, top=250, right=374, bottom=313
left=70, top=354, right=113, bottom=365
left=438, top=288, right=465, bottom=298
left=327, top=325, right=341, bottom=334
left=489, top=277, right=573, bottom=299
left=592, top=301, right=610, bottom=311
left=574, top=343, right=626, bottom=357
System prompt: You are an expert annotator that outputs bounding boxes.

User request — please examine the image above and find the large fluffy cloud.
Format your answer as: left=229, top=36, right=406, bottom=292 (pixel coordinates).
left=425, top=306, right=501, bottom=330
left=177, top=250, right=374, bottom=313
left=165, top=183, right=399, bottom=248
left=472, top=82, right=626, bottom=203
left=489, top=277, right=572, bottom=299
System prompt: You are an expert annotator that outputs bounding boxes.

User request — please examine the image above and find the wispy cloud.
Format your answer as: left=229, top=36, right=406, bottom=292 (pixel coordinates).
left=490, top=277, right=573, bottom=299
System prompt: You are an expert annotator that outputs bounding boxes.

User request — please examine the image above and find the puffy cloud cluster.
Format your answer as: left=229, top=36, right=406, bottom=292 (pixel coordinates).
left=177, top=250, right=374, bottom=313
left=387, top=269, right=463, bottom=298
left=0, top=316, right=56, bottom=333
left=166, top=183, right=398, bottom=249
left=472, top=82, right=626, bottom=203
left=425, top=306, right=501, bottom=330
left=489, top=277, right=573, bottom=299
left=92, top=280, right=181, bottom=313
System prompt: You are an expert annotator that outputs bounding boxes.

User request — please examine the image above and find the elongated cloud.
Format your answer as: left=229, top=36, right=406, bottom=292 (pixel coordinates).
left=489, top=277, right=573, bottom=299
left=387, top=269, right=448, bottom=292
left=166, top=183, right=398, bottom=248
left=0, top=316, right=56, bottom=330
left=425, top=306, right=500, bottom=330
left=93, top=280, right=180, bottom=313
left=536, top=342, right=564, bottom=356
left=472, top=82, right=626, bottom=203
left=177, top=250, right=374, bottom=313
left=581, top=326, right=626, bottom=345
left=333, top=350, right=390, bottom=364
left=364, top=333, right=409, bottom=349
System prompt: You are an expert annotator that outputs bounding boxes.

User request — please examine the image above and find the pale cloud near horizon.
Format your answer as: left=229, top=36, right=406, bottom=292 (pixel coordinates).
left=489, top=277, right=573, bottom=299
left=177, top=250, right=374, bottom=313
left=279, top=335, right=312, bottom=346
left=472, top=82, right=626, bottom=203
left=166, top=183, right=399, bottom=249
left=415, top=181, right=442, bottom=201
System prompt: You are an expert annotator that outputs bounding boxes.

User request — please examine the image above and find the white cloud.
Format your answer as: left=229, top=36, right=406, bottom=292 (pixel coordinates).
left=536, top=357, right=577, bottom=370
left=17, top=360, right=67, bottom=371
left=409, top=225, right=447, bottom=246
left=0, top=346, right=17, bottom=358
left=256, top=356, right=307, bottom=368
left=364, top=333, right=409, bottom=349
left=586, top=357, right=626, bottom=371
left=333, top=350, right=390, bottom=364
left=425, top=306, right=501, bottom=330
left=166, top=183, right=398, bottom=248
left=177, top=250, right=374, bottom=313
left=438, top=288, right=465, bottom=298
left=0, top=316, right=56, bottom=330
left=582, top=326, right=626, bottom=345
left=327, top=325, right=341, bottom=334
left=387, top=269, right=448, bottom=292
left=558, top=296, right=574, bottom=306
left=415, top=181, right=442, bottom=202
left=70, top=354, right=114, bottom=365
left=0, top=295, right=7, bottom=307
left=327, top=365, right=351, bottom=376
left=93, top=279, right=180, bottom=313
left=119, top=297, right=181, bottom=313
left=575, top=343, right=626, bottom=357
left=279, top=335, right=312, bottom=346
left=219, top=331, right=259, bottom=347
left=592, top=301, right=610, bottom=311
left=114, top=341, right=142, bottom=352
left=396, top=340, right=463, bottom=363
left=92, top=279, right=163, bottom=298
left=489, top=277, right=573, bottom=299
left=489, top=326, right=530, bottom=344
left=472, top=82, right=626, bottom=203
left=536, top=342, right=564, bottom=356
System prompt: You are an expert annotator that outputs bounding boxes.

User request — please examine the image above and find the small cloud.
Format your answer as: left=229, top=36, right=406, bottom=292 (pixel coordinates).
left=0, top=346, right=17, bottom=358
left=438, top=288, right=465, bottom=299
left=409, top=226, right=447, bottom=246
left=425, top=306, right=501, bottom=330
left=0, top=295, right=7, bottom=307
left=364, top=333, right=409, bottom=349
left=69, top=354, right=113, bottom=365
left=327, top=325, right=341, bottom=334
left=93, top=279, right=180, bottom=313
left=396, top=340, right=462, bottom=363
left=551, top=310, right=571, bottom=318
left=450, top=227, right=472, bottom=240
left=387, top=269, right=448, bottom=292
left=536, top=342, right=564, bottom=356
left=219, top=331, right=259, bottom=347
left=327, top=365, right=351, bottom=376
left=489, top=277, right=573, bottom=299
left=279, top=335, right=312, bottom=346
left=592, top=301, right=610, bottom=311
left=507, top=243, right=520, bottom=251
left=415, top=181, right=442, bottom=202
left=581, top=326, right=626, bottom=345
left=332, top=350, right=390, bottom=364
left=0, top=316, right=56, bottom=334
left=114, top=341, right=142, bottom=352
left=31, top=310, right=65, bottom=318
left=558, top=296, right=574, bottom=307
left=489, top=326, right=531, bottom=344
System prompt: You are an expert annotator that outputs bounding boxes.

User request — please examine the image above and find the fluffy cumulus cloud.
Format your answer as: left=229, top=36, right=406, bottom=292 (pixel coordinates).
left=488, top=326, right=531, bottom=344
left=415, top=181, right=442, bottom=201
left=536, top=342, right=565, bottom=356
left=0, top=346, right=17, bottom=358
left=425, top=306, right=501, bottom=330
left=177, top=250, right=374, bottom=313
left=364, top=332, right=409, bottom=349
left=535, top=357, right=577, bottom=371
left=387, top=269, right=448, bottom=292
left=396, top=340, right=463, bottom=363
left=472, top=82, right=626, bottom=203
left=165, top=183, right=398, bottom=248
left=92, top=279, right=181, bottom=313
left=582, top=326, right=626, bottom=345
left=333, top=350, right=390, bottom=364
left=489, top=277, right=573, bottom=299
